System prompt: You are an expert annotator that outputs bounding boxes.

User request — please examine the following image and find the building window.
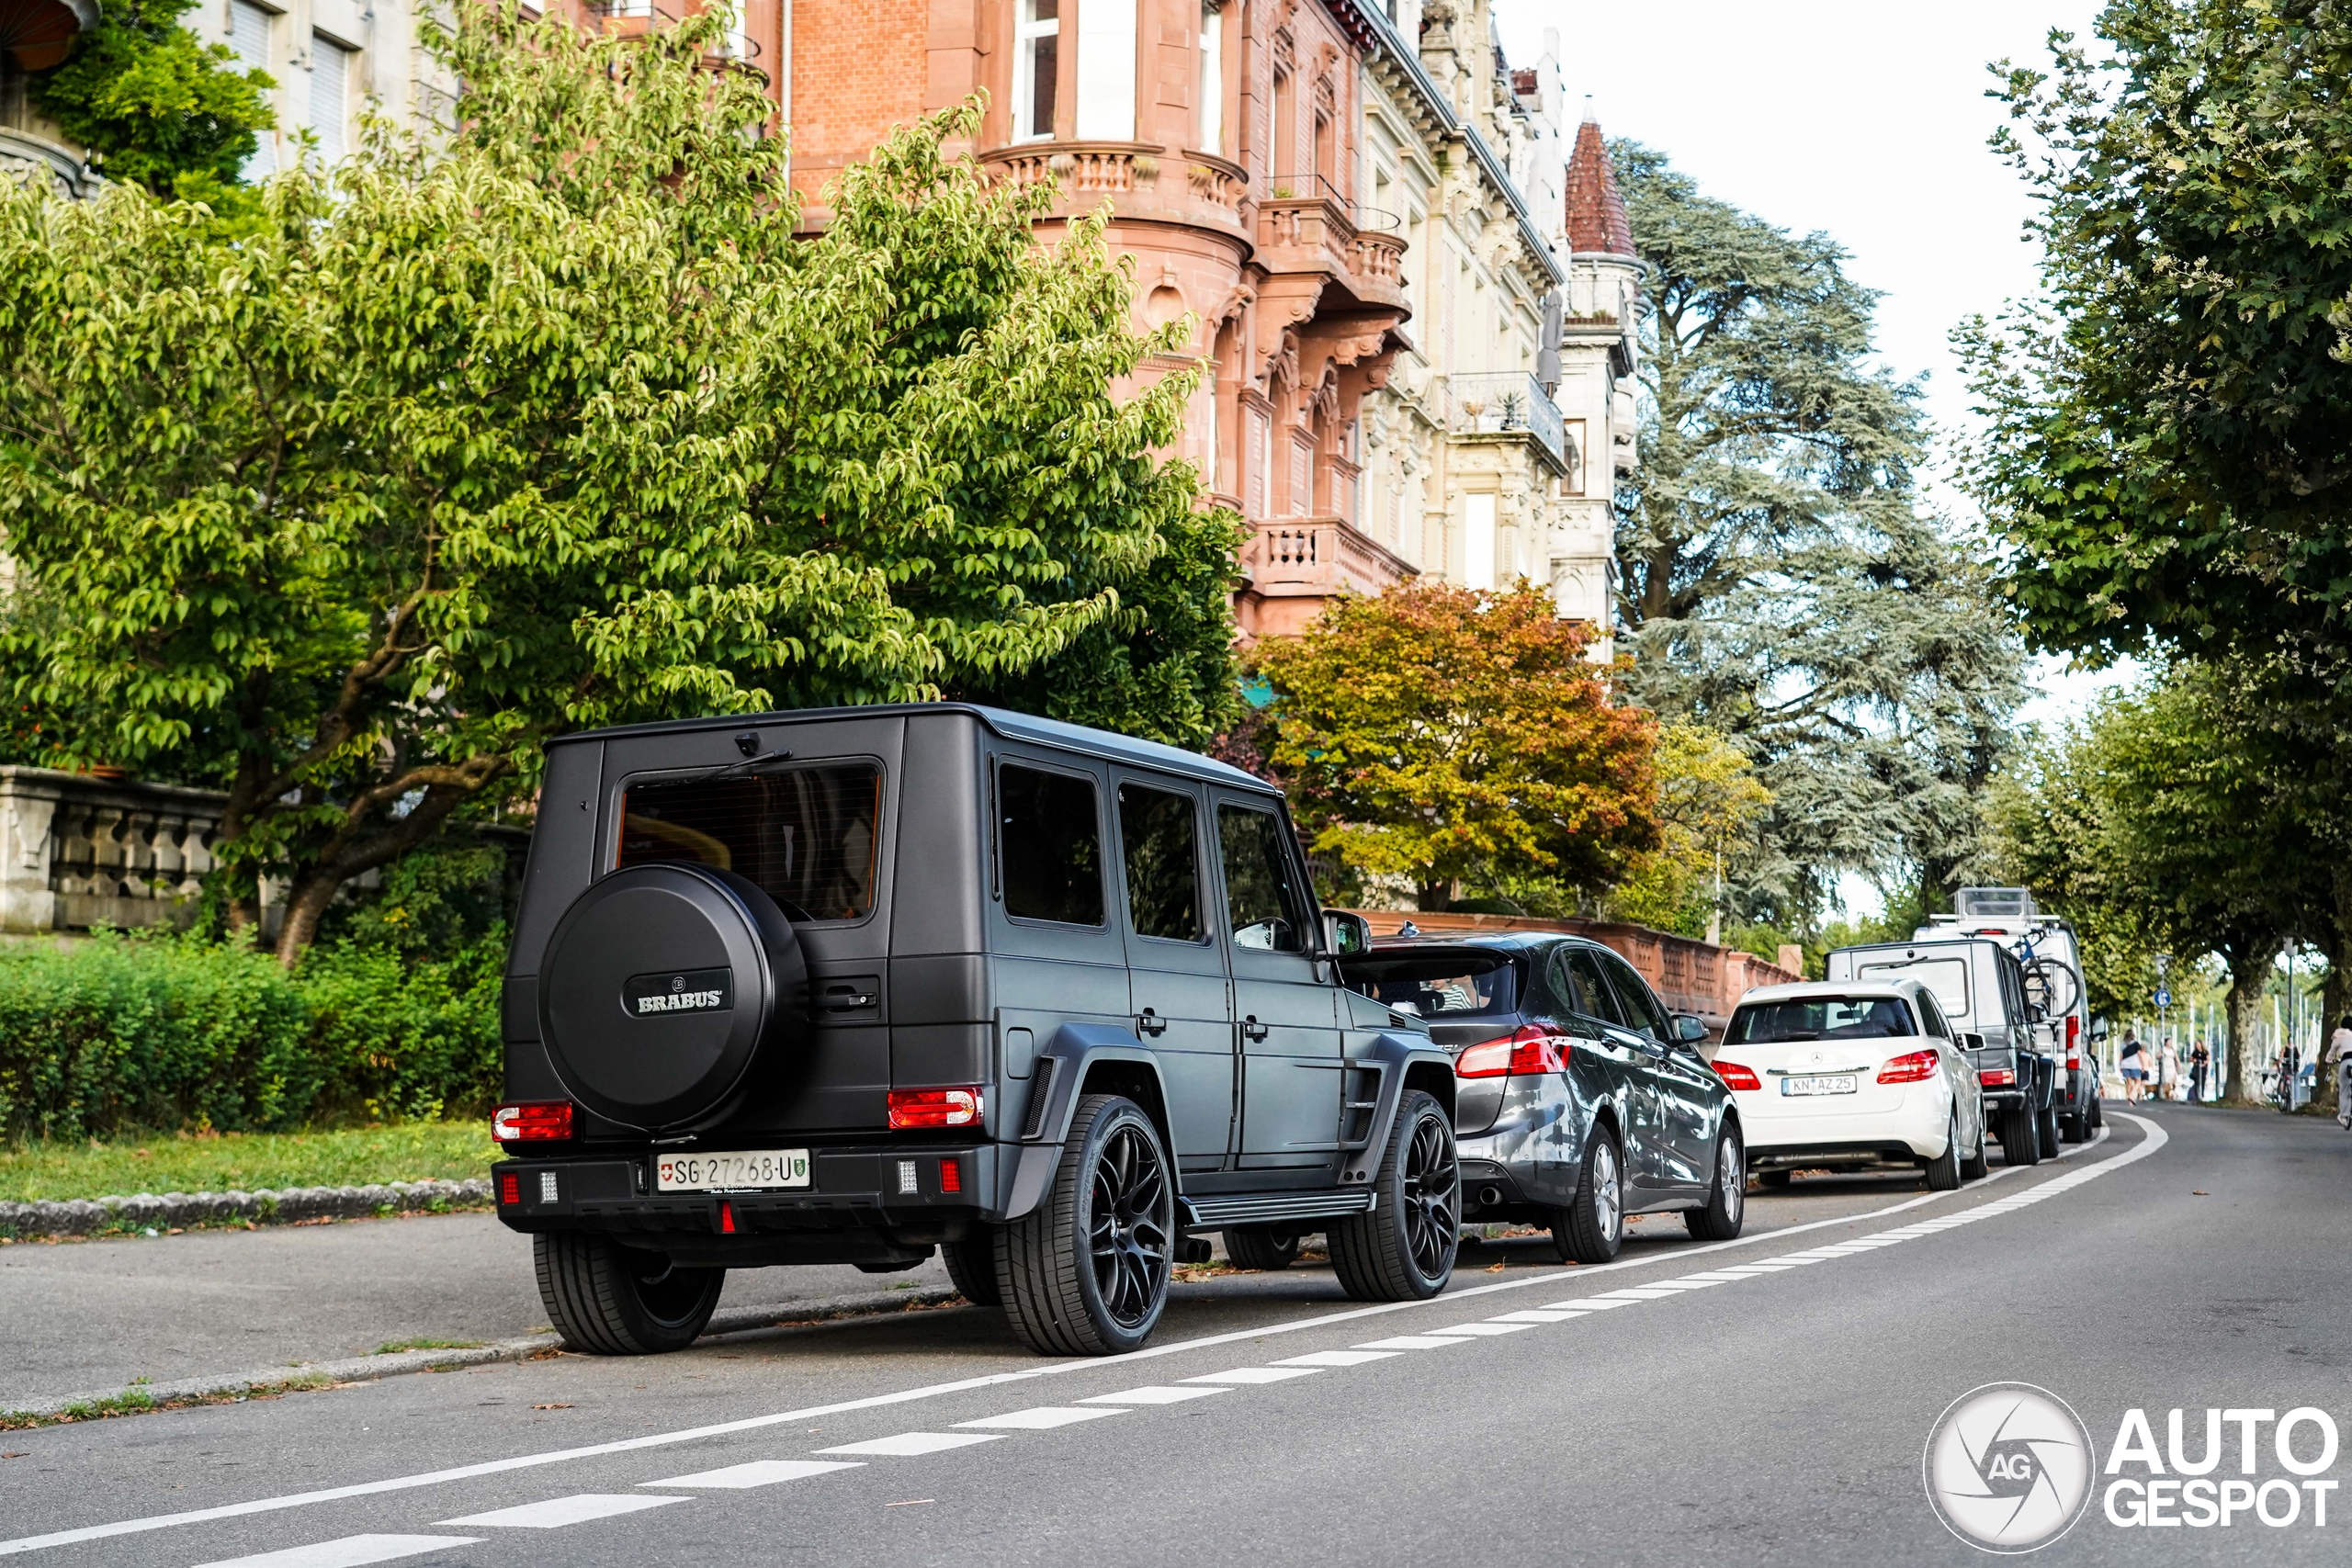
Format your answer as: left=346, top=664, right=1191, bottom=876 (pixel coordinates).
left=1075, top=0, right=1136, bottom=141
left=1013, top=0, right=1059, bottom=141
left=1464, top=493, right=1497, bottom=590
left=310, top=34, right=350, bottom=167
left=230, top=0, right=277, bottom=178
left=1197, top=2, right=1221, bottom=155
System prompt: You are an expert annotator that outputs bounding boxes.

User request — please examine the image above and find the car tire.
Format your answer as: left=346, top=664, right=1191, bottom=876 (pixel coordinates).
left=1960, top=1112, right=1991, bottom=1180
left=998, top=1093, right=1174, bottom=1356
left=942, top=1224, right=1001, bottom=1307
left=2000, top=1103, right=2041, bottom=1167
left=1550, top=1126, right=1626, bottom=1264
left=1922, top=1112, right=1963, bottom=1190
left=1224, top=1224, right=1303, bottom=1271
left=1330, top=1090, right=1460, bottom=1302
left=2089, top=1094, right=2105, bottom=1131
left=1683, top=1123, right=1746, bottom=1239
left=534, top=1233, right=723, bottom=1356
left=1756, top=1168, right=1793, bottom=1190
left=2061, top=1110, right=2089, bottom=1145
left=2038, top=1100, right=2063, bottom=1156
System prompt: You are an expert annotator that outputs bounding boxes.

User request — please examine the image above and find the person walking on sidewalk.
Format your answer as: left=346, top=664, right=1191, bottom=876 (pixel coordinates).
left=2159, top=1036, right=2181, bottom=1102
left=2333, top=1017, right=2352, bottom=1129
left=2189, top=1038, right=2211, bottom=1104
left=2120, top=1031, right=2147, bottom=1103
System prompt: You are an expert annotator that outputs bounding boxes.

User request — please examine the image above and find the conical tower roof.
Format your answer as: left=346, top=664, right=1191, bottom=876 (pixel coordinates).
left=1564, top=102, right=1634, bottom=257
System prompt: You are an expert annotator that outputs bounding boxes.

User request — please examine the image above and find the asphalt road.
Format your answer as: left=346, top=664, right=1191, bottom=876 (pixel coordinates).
left=4, top=1105, right=2346, bottom=1567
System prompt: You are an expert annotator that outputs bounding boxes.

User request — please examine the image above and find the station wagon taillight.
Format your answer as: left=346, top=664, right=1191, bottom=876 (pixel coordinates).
left=1454, top=1023, right=1572, bottom=1078
left=1877, top=1049, right=1939, bottom=1084
left=492, top=1100, right=574, bottom=1143
left=1713, top=1059, right=1761, bottom=1091
left=888, top=1087, right=984, bottom=1129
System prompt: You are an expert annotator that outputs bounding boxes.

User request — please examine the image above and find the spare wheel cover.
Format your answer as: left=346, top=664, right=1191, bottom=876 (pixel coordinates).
left=538, top=863, right=806, bottom=1131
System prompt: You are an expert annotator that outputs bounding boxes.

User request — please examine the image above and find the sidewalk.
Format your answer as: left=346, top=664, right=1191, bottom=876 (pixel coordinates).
left=0, top=1209, right=953, bottom=1410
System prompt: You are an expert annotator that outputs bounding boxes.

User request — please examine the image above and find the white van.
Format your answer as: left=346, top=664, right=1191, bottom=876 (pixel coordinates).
left=1916, top=887, right=2101, bottom=1141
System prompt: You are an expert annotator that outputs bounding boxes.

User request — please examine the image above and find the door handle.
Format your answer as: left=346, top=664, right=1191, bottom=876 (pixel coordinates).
left=1136, top=1009, right=1169, bottom=1038
left=1242, top=1015, right=1270, bottom=1043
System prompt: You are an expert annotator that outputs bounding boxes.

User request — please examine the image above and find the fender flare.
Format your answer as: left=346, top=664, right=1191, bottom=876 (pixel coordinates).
left=1002, top=1022, right=1178, bottom=1222
left=1339, top=1031, right=1456, bottom=1187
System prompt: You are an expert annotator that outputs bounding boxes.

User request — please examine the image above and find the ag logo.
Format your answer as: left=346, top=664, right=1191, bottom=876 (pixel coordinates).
left=1924, top=1382, right=2096, bottom=1552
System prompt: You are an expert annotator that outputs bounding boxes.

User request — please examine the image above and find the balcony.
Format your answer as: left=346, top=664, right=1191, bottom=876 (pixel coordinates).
left=977, top=144, right=1251, bottom=245
left=1447, top=371, right=1567, bottom=472
left=1235, top=516, right=1416, bottom=639
left=1256, top=173, right=1408, bottom=313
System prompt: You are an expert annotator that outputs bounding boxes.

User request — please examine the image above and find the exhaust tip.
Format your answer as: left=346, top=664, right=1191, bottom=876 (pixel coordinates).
left=1478, top=1184, right=1503, bottom=1208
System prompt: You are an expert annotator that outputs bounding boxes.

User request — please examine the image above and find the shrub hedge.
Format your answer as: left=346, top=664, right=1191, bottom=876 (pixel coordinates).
left=0, top=931, right=503, bottom=1141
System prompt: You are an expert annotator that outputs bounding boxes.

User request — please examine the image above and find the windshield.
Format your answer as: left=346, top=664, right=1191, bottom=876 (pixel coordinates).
left=1729, top=996, right=1917, bottom=1044
left=1341, top=953, right=1520, bottom=1018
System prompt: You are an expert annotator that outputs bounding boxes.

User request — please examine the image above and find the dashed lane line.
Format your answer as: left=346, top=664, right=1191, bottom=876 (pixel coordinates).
left=0, top=1119, right=2153, bottom=1561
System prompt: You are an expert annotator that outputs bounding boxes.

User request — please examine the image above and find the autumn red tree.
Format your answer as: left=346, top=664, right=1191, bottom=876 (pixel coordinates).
left=1254, top=582, right=1659, bottom=911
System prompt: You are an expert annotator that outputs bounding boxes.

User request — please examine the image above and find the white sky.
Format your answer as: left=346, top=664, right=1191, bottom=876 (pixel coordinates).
left=1489, top=1, right=2131, bottom=914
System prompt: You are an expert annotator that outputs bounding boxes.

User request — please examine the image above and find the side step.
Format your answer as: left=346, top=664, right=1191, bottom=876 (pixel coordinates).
left=1181, top=1190, right=1374, bottom=1232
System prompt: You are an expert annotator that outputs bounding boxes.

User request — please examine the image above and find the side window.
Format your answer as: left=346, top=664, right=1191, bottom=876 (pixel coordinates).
left=1118, top=783, right=1202, bottom=942
left=1558, top=947, right=1625, bottom=1026
left=1597, top=951, right=1670, bottom=1040
left=997, top=762, right=1104, bottom=926
left=1216, top=804, right=1311, bottom=953
left=1916, top=991, right=1951, bottom=1039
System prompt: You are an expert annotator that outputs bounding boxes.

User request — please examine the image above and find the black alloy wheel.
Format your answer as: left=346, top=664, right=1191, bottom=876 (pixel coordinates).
left=999, top=1094, right=1174, bottom=1355
left=1330, top=1090, right=1461, bottom=1301
left=1684, top=1122, right=1747, bottom=1238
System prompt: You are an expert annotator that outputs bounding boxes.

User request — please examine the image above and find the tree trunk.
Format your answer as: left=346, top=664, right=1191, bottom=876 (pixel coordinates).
left=273, top=871, right=345, bottom=970
left=2222, top=951, right=2275, bottom=1107
left=1415, top=879, right=1453, bottom=913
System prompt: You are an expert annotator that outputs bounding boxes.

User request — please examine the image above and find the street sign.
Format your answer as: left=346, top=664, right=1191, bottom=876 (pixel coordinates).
left=2155, top=988, right=2171, bottom=1008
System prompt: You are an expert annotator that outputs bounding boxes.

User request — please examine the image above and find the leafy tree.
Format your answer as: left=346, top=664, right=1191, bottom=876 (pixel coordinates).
left=1614, top=143, right=2026, bottom=931
left=29, top=0, right=274, bottom=212
left=1596, top=722, right=1770, bottom=938
left=1252, top=581, right=1659, bottom=912
left=0, top=5, right=1228, bottom=964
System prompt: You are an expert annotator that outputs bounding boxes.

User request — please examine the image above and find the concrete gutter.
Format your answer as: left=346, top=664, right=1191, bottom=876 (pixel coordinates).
left=1, top=1287, right=967, bottom=1424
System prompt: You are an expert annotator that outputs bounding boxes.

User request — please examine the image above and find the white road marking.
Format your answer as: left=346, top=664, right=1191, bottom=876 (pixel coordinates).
left=641, top=1461, right=862, bottom=1490
left=1587, top=1288, right=1687, bottom=1300
left=1076, top=1386, right=1227, bottom=1405
left=190, top=1538, right=481, bottom=1568
left=437, top=1495, right=684, bottom=1529
left=955, top=1407, right=1125, bottom=1430
left=1271, top=1351, right=1400, bottom=1367
left=1180, top=1367, right=1324, bottom=1385
left=1489, top=1310, right=1587, bottom=1324
left=1430, top=1322, right=1533, bottom=1336
left=1352, top=1335, right=1471, bottom=1350
left=0, top=1122, right=2143, bottom=1561
left=813, top=1433, right=1006, bottom=1457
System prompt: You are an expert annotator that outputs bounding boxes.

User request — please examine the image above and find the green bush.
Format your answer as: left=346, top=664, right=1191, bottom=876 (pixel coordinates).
left=0, top=931, right=503, bottom=1142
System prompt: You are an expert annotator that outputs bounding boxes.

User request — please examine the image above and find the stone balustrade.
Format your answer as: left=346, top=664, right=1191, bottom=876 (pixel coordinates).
left=0, top=768, right=236, bottom=934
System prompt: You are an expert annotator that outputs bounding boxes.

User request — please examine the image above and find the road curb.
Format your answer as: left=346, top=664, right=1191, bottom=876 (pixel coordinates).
left=0, top=1286, right=968, bottom=1425
left=0, top=1179, right=493, bottom=1241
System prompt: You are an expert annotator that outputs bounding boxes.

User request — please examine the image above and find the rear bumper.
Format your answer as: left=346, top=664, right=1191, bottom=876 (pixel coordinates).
left=1736, top=1087, right=1950, bottom=1163
left=492, top=1144, right=1001, bottom=1267
left=1746, top=1138, right=1932, bottom=1170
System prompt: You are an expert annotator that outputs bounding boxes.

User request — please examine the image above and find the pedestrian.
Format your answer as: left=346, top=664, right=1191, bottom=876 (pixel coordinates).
left=2189, top=1038, right=2211, bottom=1104
left=2159, top=1036, right=2180, bottom=1102
left=2120, top=1030, right=2146, bottom=1103
left=2332, top=1016, right=2352, bottom=1129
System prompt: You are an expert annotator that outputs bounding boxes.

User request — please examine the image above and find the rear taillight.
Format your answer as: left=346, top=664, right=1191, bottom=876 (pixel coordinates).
left=1713, top=1059, right=1761, bottom=1091
left=2065, top=1015, right=2081, bottom=1069
left=492, top=1100, right=574, bottom=1143
left=1454, top=1023, right=1572, bottom=1078
left=888, top=1087, right=984, bottom=1130
left=1980, top=1067, right=2016, bottom=1087
left=1877, top=1048, right=1939, bottom=1085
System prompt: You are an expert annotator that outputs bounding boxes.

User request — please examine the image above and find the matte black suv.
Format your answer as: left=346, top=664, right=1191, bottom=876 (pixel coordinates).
left=491, top=704, right=1462, bottom=1357
left=1338, top=934, right=1744, bottom=1264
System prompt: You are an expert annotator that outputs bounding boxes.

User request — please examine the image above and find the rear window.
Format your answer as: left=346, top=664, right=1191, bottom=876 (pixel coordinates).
left=1729, top=996, right=1917, bottom=1043
left=1342, top=953, right=1520, bottom=1018
left=1858, top=957, right=1970, bottom=1018
left=618, top=762, right=882, bottom=921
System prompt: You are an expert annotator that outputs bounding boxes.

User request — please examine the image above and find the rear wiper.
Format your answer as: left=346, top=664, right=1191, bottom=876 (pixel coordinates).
left=679, top=734, right=796, bottom=785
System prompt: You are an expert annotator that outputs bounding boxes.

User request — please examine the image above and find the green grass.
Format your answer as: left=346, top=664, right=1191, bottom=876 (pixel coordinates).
left=0, top=1122, right=501, bottom=1203
left=373, top=1337, right=488, bottom=1355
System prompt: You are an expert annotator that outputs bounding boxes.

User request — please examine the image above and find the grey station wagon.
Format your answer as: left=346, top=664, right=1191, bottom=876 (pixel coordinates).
left=491, top=704, right=1464, bottom=1357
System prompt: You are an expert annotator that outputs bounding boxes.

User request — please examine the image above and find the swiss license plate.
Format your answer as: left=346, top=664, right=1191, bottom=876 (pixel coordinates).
left=656, top=1149, right=810, bottom=1191
left=1781, top=1075, right=1859, bottom=1097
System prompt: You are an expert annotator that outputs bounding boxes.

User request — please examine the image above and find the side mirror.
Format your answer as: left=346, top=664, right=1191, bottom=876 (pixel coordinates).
left=1322, top=908, right=1371, bottom=956
left=1960, top=1032, right=1986, bottom=1052
left=1674, top=1013, right=1709, bottom=1044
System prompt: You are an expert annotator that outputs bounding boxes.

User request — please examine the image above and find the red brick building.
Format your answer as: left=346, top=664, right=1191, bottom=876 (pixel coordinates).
left=776, top=0, right=1417, bottom=636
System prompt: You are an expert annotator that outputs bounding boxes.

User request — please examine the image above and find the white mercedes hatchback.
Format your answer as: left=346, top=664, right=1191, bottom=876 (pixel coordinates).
left=1712, top=979, right=1989, bottom=1190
